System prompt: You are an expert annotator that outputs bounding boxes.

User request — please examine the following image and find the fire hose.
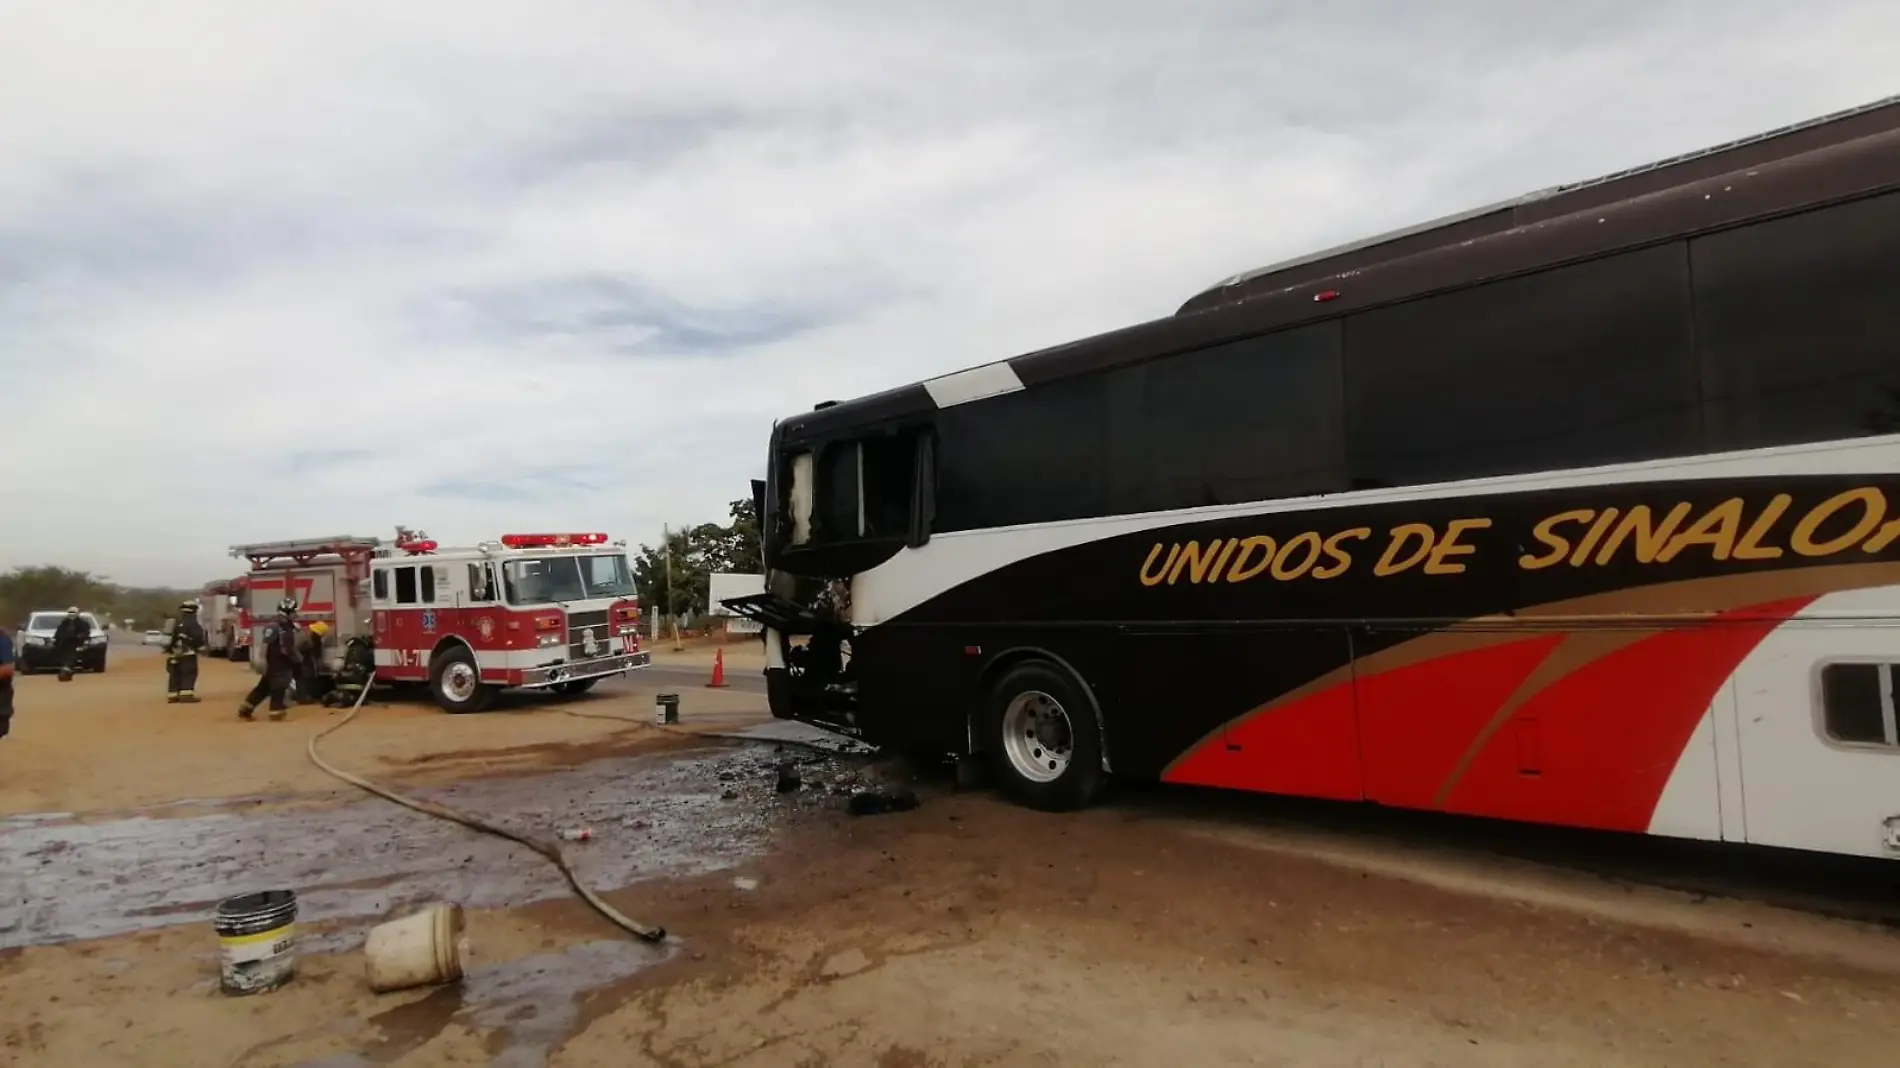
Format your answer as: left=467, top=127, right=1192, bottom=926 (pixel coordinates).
left=306, top=681, right=668, bottom=943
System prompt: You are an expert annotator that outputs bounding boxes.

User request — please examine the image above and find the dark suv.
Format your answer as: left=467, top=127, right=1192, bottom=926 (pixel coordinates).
left=15, top=610, right=109, bottom=674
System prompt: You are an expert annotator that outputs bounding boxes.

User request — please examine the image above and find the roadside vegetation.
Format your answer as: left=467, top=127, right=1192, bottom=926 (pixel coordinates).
left=629, top=497, right=762, bottom=621
left=0, top=566, right=194, bottom=631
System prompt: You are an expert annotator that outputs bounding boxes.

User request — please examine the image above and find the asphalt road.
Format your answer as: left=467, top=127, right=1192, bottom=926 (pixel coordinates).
left=625, top=660, right=767, bottom=694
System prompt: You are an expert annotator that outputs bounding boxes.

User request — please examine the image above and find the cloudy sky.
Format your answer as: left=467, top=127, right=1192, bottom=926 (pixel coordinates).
left=2, top=1, right=1896, bottom=587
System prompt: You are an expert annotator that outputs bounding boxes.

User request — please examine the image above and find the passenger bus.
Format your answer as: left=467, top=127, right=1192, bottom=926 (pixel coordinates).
left=730, top=96, right=1900, bottom=861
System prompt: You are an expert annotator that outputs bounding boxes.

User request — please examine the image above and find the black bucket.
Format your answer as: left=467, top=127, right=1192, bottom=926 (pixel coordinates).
left=213, top=889, right=298, bottom=995
left=655, top=692, right=680, bottom=724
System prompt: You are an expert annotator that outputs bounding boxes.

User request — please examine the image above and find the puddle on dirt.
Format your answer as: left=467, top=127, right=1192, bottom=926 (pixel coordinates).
left=286, top=939, right=674, bottom=1068
left=0, top=742, right=866, bottom=951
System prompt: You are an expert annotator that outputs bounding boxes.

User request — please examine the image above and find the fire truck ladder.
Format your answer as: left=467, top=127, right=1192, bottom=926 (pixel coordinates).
left=229, top=535, right=383, bottom=568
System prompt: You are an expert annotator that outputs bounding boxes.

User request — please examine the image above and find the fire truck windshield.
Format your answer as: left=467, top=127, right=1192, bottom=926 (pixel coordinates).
left=501, top=554, right=634, bottom=606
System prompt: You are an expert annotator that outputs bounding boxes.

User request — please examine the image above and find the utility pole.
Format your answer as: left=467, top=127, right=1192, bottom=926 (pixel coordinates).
left=662, top=523, right=682, bottom=651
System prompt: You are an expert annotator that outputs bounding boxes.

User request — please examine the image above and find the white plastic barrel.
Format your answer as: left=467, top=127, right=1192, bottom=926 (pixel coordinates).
left=363, top=903, right=468, bottom=993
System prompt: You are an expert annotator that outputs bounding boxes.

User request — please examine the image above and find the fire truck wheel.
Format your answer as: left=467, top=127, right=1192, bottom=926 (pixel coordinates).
left=554, top=679, right=598, bottom=696
left=429, top=647, right=494, bottom=714
left=980, top=660, right=1105, bottom=813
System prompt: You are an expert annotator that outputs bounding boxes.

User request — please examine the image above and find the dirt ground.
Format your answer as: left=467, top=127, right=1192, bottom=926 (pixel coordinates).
left=0, top=644, right=768, bottom=817
left=5, top=645, right=1900, bottom=1066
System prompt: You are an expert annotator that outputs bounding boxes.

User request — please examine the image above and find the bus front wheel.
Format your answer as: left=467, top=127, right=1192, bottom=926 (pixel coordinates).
left=981, top=661, right=1105, bottom=812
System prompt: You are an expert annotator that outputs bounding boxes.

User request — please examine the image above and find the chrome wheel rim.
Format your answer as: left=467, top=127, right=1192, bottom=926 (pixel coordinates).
left=1001, top=690, right=1074, bottom=784
left=442, top=662, right=478, bottom=702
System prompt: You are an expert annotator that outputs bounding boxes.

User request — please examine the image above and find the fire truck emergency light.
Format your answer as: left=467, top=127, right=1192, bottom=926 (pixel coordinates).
left=499, top=533, right=610, bottom=548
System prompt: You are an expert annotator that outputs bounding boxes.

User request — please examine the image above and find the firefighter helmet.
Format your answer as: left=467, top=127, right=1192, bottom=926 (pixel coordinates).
left=180, top=599, right=198, bottom=614
left=310, top=621, right=330, bottom=638
left=278, top=597, right=299, bottom=616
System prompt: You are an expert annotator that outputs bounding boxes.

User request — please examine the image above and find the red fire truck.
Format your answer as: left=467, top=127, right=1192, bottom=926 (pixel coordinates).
left=227, top=575, right=254, bottom=662
left=229, top=528, right=651, bottom=712
left=197, top=578, right=248, bottom=658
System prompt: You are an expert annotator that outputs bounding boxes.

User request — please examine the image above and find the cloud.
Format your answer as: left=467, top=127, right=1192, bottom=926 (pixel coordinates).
left=425, top=274, right=831, bottom=356
left=420, top=466, right=605, bottom=505
left=2, top=1, right=1898, bottom=583
left=278, top=449, right=378, bottom=476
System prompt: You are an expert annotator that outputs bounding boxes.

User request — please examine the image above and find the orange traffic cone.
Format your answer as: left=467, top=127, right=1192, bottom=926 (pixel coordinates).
left=706, top=647, right=728, bottom=689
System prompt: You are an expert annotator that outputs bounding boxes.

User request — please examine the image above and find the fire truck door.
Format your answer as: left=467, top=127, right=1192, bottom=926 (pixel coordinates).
left=381, top=562, right=443, bottom=673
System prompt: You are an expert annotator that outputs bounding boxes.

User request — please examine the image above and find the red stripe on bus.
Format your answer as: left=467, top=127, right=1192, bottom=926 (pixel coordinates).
left=1357, top=634, right=1566, bottom=809
left=1163, top=679, right=1363, bottom=800
left=1162, top=597, right=1812, bottom=834
left=1440, top=596, right=1812, bottom=832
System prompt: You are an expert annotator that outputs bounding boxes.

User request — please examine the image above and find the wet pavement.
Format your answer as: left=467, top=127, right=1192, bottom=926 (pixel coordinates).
left=0, top=736, right=872, bottom=953
left=610, top=661, right=768, bottom=695
left=719, top=718, right=878, bottom=754
left=236, top=939, right=679, bottom=1068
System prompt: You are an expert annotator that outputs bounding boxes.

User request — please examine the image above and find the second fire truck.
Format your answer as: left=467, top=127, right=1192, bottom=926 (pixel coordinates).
left=229, top=527, right=652, bottom=712
left=196, top=578, right=249, bottom=658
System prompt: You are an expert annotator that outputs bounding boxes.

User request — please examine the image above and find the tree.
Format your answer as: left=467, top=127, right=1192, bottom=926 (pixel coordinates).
left=708, top=497, right=762, bottom=574
left=629, top=495, right=765, bottom=620
left=630, top=525, right=716, bottom=619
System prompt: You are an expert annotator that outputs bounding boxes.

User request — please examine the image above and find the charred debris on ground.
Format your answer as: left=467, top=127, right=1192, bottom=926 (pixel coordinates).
left=712, top=740, right=931, bottom=818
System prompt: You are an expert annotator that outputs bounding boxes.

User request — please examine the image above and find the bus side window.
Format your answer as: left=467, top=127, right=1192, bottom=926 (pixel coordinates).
left=811, top=430, right=927, bottom=542
left=1344, top=242, right=1698, bottom=488
left=1693, top=190, right=1900, bottom=451
left=861, top=433, right=916, bottom=538
left=935, top=374, right=1109, bottom=531
left=815, top=441, right=863, bottom=540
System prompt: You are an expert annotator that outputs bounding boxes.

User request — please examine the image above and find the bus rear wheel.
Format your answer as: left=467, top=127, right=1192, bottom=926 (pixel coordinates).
left=430, top=647, right=495, bottom=714
left=982, top=661, right=1105, bottom=812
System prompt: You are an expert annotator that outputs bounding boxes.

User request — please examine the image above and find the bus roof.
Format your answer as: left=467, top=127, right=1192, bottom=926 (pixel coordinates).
left=1180, top=94, right=1900, bottom=315
left=777, top=96, right=1900, bottom=447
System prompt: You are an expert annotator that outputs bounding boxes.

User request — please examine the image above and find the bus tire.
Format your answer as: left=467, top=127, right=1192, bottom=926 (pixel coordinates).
left=981, top=660, right=1105, bottom=812
left=430, top=646, right=494, bottom=714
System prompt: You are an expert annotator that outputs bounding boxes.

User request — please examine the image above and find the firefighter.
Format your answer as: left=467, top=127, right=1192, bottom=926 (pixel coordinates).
left=52, top=607, right=91, bottom=682
left=324, top=632, right=376, bottom=708
left=165, top=599, right=207, bottom=703
left=296, top=621, right=330, bottom=704
left=238, top=598, right=300, bottom=722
